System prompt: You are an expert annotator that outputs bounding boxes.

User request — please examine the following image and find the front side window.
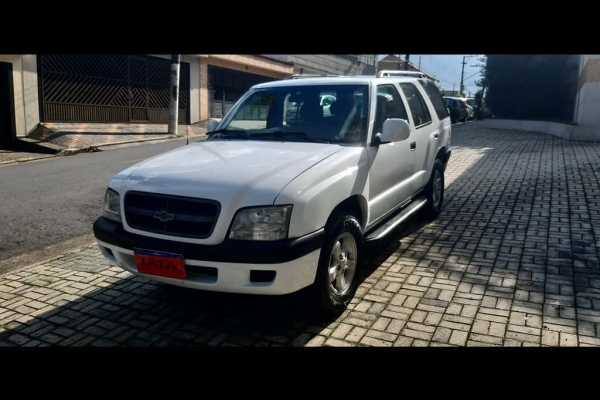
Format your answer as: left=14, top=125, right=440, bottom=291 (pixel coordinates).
left=373, top=84, right=409, bottom=135
left=214, top=84, right=369, bottom=145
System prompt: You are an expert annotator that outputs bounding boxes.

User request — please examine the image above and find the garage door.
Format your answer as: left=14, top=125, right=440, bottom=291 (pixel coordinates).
left=38, top=55, right=190, bottom=124
left=208, top=65, right=277, bottom=118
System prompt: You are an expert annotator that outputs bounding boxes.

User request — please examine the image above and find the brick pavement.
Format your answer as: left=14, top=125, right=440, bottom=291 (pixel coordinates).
left=1, top=124, right=600, bottom=347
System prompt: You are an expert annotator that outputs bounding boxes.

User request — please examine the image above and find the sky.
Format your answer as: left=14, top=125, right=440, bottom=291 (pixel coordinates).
left=378, top=54, right=485, bottom=96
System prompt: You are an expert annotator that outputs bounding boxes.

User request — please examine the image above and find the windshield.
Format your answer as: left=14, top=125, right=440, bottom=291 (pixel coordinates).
left=213, top=84, right=369, bottom=145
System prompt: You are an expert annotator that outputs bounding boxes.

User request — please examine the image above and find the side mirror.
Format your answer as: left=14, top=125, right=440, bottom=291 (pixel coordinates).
left=373, top=118, right=410, bottom=145
left=207, top=119, right=220, bottom=133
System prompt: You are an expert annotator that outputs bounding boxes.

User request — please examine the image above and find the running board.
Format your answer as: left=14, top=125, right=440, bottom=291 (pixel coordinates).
left=364, top=197, right=428, bottom=244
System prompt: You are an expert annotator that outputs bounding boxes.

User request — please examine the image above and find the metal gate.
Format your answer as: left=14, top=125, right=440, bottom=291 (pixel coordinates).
left=38, top=55, right=190, bottom=124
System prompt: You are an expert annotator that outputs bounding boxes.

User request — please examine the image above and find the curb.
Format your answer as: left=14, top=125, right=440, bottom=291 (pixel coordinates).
left=2, top=132, right=208, bottom=164
left=0, top=241, right=98, bottom=277
left=57, top=133, right=207, bottom=156
left=57, top=135, right=175, bottom=156
left=0, top=154, right=57, bottom=166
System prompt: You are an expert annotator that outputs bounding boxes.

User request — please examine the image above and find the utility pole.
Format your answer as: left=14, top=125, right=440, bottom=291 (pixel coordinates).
left=168, top=54, right=180, bottom=135
left=418, top=56, right=421, bottom=70
left=405, top=54, right=410, bottom=70
left=452, top=82, right=455, bottom=94
left=459, top=55, right=466, bottom=97
left=459, top=55, right=478, bottom=97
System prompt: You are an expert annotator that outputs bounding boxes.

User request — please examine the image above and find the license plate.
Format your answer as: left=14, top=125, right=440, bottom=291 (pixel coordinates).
left=133, top=248, right=186, bottom=279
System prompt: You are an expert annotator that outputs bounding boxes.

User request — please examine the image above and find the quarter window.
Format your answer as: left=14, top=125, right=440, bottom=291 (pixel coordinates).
left=419, top=79, right=450, bottom=120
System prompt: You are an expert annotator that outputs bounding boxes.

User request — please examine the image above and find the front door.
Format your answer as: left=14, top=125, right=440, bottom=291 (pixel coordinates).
left=0, top=61, right=15, bottom=150
left=366, top=83, right=416, bottom=226
left=398, top=81, right=437, bottom=192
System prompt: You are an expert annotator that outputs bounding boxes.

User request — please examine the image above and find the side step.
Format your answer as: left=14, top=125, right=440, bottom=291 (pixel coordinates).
left=364, top=197, right=428, bottom=245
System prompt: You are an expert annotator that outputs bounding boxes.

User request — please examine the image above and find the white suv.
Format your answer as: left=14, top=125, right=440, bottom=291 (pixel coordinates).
left=93, top=72, right=452, bottom=315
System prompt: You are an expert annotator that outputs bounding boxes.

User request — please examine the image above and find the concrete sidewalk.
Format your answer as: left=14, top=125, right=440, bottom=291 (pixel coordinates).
left=0, top=150, right=56, bottom=166
left=0, top=121, right=211, bottom=165
left=29, top=122, right=209, bottom=153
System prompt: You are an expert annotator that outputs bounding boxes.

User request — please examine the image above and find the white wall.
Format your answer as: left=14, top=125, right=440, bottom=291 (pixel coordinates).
left=576, top=82, right=600, bottom=127
left=575, top=55, right=600, bottom=128
left=0, top=54, right=40, bottom=137
left=184, top=55, right=200, bottom=124
left=22, top=55, right=40, bottom=134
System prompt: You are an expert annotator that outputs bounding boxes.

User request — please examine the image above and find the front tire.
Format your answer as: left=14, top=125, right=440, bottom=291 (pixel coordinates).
left=422, top=159, right=445, bottom=220
left=314, top=214, right=363, bottom=316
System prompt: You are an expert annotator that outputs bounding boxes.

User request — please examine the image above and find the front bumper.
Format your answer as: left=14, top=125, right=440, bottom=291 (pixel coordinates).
left=93, top=217, right=324, bottom=295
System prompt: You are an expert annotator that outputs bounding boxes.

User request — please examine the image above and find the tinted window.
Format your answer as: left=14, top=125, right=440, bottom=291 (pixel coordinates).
left=373, top=84, right=409, bottom=134
left=419, top=79, right=450, bottom=120
left=400, top=83, right=432, bottom=127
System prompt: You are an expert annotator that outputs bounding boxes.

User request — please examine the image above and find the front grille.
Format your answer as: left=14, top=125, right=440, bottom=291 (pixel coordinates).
left=124, top=191, right=220, bottom=239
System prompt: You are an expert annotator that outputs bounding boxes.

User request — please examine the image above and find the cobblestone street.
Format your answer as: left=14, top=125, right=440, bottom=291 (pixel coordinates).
left=1, top=124, right=600, bottom=347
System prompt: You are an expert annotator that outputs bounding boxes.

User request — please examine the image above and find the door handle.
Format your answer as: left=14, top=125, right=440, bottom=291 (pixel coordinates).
left=410, top=142, right=416, bottom=151
left=433, top=133, right=439, bottom=140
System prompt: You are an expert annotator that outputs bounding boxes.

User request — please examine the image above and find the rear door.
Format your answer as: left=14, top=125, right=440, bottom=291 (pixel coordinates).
left=417, top=79, right=452, bottom=184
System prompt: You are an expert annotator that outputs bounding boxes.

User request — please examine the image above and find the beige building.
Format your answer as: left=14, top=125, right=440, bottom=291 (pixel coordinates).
left=0, top=54, right=377, bottom=149
left=574, top=55, right=600, bottom=129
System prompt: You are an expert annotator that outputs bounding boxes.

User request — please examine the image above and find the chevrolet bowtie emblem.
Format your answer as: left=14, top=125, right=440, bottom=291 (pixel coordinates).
left=153, top=211, right=175, bottom=222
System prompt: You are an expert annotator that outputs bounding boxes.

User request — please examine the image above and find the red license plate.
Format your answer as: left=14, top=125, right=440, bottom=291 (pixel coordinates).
left=134, top=248, right=186, bottom=279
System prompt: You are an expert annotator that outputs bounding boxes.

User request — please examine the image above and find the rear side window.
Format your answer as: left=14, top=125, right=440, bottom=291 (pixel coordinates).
left=399, top=83, right=432, bottom=128
left=419, top=79, right=450, bottom=120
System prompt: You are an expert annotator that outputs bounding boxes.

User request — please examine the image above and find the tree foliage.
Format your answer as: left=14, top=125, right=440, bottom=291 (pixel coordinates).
left=482, top=55, right=578, bottom=121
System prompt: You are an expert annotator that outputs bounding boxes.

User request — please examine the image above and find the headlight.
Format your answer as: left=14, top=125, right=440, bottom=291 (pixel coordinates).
left=229, top=205, right=292, bottom=241
left=103, top=188, right=121, bottom=223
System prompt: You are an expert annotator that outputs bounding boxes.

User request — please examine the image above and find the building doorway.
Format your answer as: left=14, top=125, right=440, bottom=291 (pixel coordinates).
left=0, top=61, right=16, bottom=149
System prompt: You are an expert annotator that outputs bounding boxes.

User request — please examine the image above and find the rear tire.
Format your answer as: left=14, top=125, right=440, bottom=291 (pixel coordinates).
left=313, top=214, right=363, bottom=316
left=422, top=159, right=445, bottom=220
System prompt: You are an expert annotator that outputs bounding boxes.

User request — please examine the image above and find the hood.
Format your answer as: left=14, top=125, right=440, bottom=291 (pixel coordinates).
left=118, top=139, right=345, bottom=209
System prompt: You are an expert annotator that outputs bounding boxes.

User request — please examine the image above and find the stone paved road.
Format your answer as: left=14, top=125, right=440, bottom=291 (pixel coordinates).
left=1, top=124, right=600, bottom=347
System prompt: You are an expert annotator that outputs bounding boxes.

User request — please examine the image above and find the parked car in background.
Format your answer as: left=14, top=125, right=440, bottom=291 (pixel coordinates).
left=464, top=98, right=474, bottom=120
left=444, top=96, right=468, bottom=123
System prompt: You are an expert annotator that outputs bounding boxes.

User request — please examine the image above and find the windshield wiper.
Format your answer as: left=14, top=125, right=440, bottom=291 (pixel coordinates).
left=252, top=131, right=331, bottom=144
left=207, top=129, right=248, bottom=139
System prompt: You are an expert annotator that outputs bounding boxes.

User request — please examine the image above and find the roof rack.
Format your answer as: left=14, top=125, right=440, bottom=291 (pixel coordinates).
left=286, top=74, right=340, bottom=79
left=376, top=70, right=434, bottom=80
